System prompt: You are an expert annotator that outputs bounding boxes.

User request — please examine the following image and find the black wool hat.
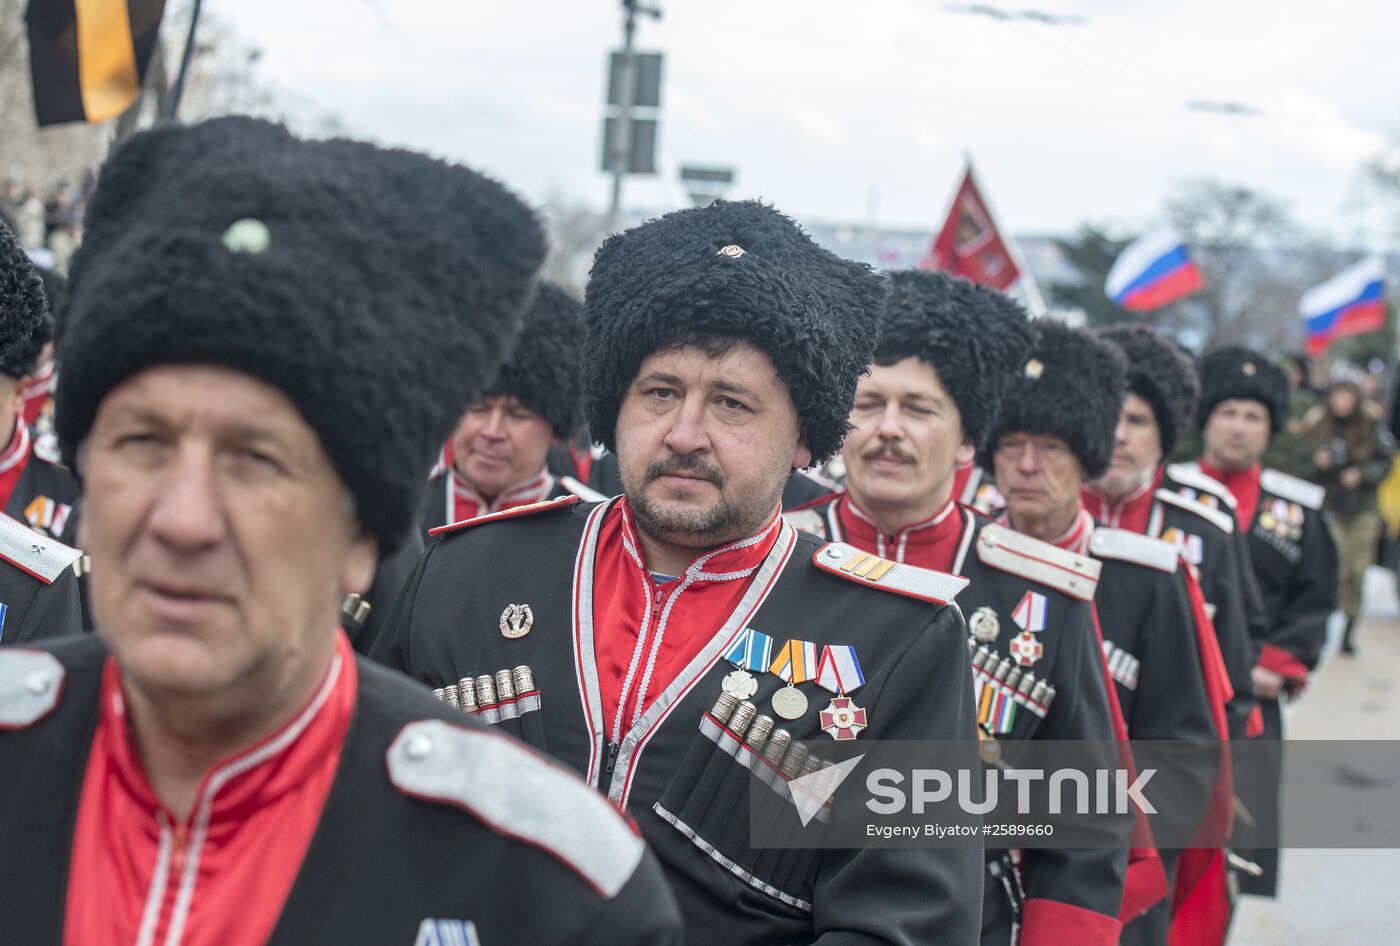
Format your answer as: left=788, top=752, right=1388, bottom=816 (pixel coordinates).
left=484, top=281, right=583, bottom=438
left=58, top=117, right=546, bottom=553
left=580, top=199, right=886, bottom=464
left=1095, top=324, right=1199, bottom=457
left=36, top=265, right=70, bottom=348
left=876, top=269, right=1034, bottom=450
left=0, top=218, right=47, bottom=378
left=978, top=319, right=1127, bottom=479
left=0, top=312, right=53, bottom=379
left=1196, top=346, right=1288, bottom=436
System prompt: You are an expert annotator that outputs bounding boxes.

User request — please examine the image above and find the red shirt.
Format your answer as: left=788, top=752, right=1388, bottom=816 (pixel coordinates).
left=830, top=492, right=965, bottom=571
left=0, top=421, right=31, bottom=511
left=451, top=466, right=555, bottom=524
left=64, top=632, right=358, bottom=946
left=592, top=499, right=782, bottom=743
left=1080, top=468, right=1162, bottom=534
left=1197, top=460, right=1262, bottom=533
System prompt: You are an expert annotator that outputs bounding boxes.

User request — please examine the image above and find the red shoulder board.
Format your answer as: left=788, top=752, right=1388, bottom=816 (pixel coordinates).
left=812, top=542, right=969, bottom=605
left=786, top=490, right=841, bottom=513
left=429, top=495, right=582, bottom=538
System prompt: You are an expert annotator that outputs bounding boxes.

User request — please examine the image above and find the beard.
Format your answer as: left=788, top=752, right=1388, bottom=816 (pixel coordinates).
left=625, top=453, right=786, bottom=550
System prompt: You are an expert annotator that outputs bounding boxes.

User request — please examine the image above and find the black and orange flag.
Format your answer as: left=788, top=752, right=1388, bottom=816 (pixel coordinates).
left=26, top=0, right=168, bottom=126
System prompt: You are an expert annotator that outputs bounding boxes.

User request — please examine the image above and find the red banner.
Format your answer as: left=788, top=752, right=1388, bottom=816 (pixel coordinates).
left=920, top=166, right=1020, bottom=292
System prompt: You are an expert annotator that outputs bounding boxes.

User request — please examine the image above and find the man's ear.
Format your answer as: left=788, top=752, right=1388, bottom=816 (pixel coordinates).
left=342, top=530, right=379, bottom=598
left=955, top=438, right=976, bottom=467
left=792, top=436, right=813, bottom=472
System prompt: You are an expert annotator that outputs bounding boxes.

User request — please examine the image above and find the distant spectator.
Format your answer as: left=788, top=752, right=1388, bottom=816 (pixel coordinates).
left=1299, top=377, right=1396, bottom=653
left=1263, top=353, right=1320, bottom=475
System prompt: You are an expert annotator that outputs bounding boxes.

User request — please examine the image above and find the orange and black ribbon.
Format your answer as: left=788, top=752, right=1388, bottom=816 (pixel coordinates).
left=27, top=0, right=168, bottom=126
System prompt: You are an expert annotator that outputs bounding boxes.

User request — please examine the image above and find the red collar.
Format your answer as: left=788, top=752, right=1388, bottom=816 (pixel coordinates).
left=1081, top=467, right=1161, bottom=532
left=96, top=631, right=358, bottom=825
left=835, top=492, right=962, bottom=566
left=1000, top=504, right=1095, bottom=554
left=20, top=360, right=55, bottom=398
left=0, top=421, right=30, bottom=473
left=1198, top=460, right=1262, bottom=528
left=451, top=465, right=554, bottom=518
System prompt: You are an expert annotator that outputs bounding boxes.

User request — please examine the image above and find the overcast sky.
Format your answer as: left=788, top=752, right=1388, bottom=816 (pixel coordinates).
left=212, top=0, right=1397, bottom=246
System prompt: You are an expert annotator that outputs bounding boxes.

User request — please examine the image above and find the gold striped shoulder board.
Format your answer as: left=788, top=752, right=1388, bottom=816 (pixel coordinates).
left=813, top=542, right=968, bottom=605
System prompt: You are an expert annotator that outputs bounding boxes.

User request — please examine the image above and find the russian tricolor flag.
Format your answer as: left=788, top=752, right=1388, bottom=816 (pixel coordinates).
left=1300, top=257, right=1387, bottom=358
left=1105, top=228, right=1205, bottom=311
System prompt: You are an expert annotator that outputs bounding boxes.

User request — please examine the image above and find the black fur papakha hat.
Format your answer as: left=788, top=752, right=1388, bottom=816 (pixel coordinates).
left=0, top=312, right=53, bottom=379
left=876, top=269, right=1034, bottom=450
left=37, top=265, right=69, bottom=347
left=0, top=218, right=47, bottom=379
left=1196, top=346, right=1288, bottom=436
left=1095, top=323, right=1199, bottom=458
left=484, top=281, right=583, bottom=438
left=580, top=199, right=886, bottom=464
left=58, top=116, right=545, bottom=552
left=979, top=318, right=1127, bottom=478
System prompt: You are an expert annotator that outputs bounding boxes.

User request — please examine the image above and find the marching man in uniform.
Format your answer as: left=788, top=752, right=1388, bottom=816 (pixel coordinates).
left=374, top=200, right=985, bottom=944
left=984, top=321, right=1219, bottom=946
left=0, top=117, right=681, bottom=945
left=418, top=281, right=601, bottom=539
left=786, top=269, right=1134, bottom=946
left=0, top=218, right=83, bottom=645
left=1188, top=347, right=1338, bottom=900
left=1083, top=325, right=1261, bottom=740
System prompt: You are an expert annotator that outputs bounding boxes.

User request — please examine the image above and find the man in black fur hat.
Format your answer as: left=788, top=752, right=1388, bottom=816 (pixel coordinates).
left=0, top=117, right=680, bottom=945
left=985, top=320, right=1219, bottom=946
left=1084, top=324, right=1263, bottom=739
left=417, top=281, right=599, bottom=539
left=0, top=218, right=84, bottom=645
left=374, top=200, right=984, bottom=944
left=788, top=270, right=1141, bottom=946
left=1185, top=346, right=1338, bottom=900
left=0, top=307, right=82, bottom=544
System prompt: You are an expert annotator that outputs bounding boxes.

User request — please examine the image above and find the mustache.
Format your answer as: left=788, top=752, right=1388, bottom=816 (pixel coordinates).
left=863, top=443, right=914, bottom=464
left=645, top=455, right=725, bottom=489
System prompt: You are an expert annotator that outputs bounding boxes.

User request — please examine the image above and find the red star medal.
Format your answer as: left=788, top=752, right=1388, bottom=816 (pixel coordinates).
left=819, top=696, right=868, bottom=741
left=1010, top=631, right=1043, bottom=667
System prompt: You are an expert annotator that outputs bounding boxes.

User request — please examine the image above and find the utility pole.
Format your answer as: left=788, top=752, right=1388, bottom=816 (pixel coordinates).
left=606, top=0, right=660, bottom=234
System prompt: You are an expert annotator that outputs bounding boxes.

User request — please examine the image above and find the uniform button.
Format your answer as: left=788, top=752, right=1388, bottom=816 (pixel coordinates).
left=404, top=733, right=433, bottom=760
left=25, top=671, right=52, bottom=695
left=824, top=547, right=843, bottom=560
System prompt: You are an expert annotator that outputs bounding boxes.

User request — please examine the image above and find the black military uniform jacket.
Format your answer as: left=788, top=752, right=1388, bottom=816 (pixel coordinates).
left=0, top=512, right=84, bottom=646
left=1083, top=523, right=1217, bottom=851
left=789, top=498, right=1128, bottom=946
left=1243, top=469, right=1336, bottom=674
left=4, top=429, right=82, bottom=545
left=1086, top=463, right=1264, bottom=738
left=343, top=528, right=426, bottom=655
left=0, top=637, right=682, bottom=946
left=373, top=496, right=984, bottom=946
